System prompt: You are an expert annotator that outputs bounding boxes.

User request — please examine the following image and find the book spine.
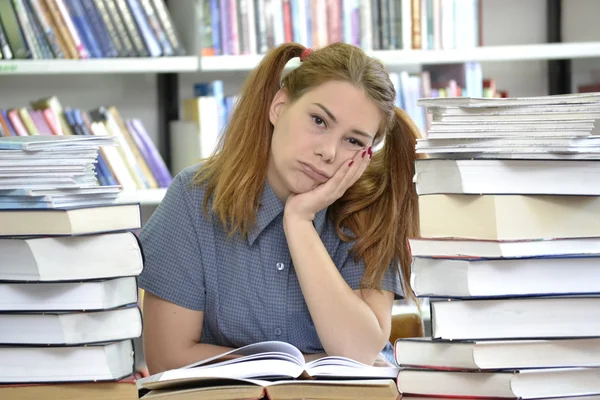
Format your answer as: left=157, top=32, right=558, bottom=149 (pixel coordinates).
left=228, top=0, right=239, bottom=54
left=138, top=0, right=173, bottom=55
left=12, top=0, right=44, bottom=58
left=102, top=0, right=136, bottom=56
left=0, top=13, right=14, bottom=58
left=1, top=109, right=17, bottom=135
left=246, top=0, right=256, bottom=52
left=28, top=0, right=63, bottom=57
left=359, top=0, right=371, bottom=50
left=92, top=0, right=126, bottom=56
left=53, top=0, right=90, bottom=58
left=41, top=0, right=79, bottom=58
left=114, top=0, right=149, bottom=56
left=22, top=0, right=55, bottom=58
left=80, top=0, right=118, bottom=57
left=282, top=0, right=292, bottom=43
left=238, top=0, right=250, bottom=54
left=209, top=0, right=222, bottom=55
left=130, top=119, right=172, bottom=187
left=0, top=0, right=30, bottom=58
left=254, top=0, right=266, bottom=52
left=125, top=0, right=161, bottom=56
left=66, top=0, right=104, bottom=57
left=149, top=0, right=185, bottom=55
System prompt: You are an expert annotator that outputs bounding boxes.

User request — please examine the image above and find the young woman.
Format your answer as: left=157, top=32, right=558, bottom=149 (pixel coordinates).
left=139, top=42, right=421, bottom=375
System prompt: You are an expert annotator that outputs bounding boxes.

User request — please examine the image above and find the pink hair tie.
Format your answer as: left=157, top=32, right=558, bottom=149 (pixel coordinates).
left=300, top=48, right=313, bottom=62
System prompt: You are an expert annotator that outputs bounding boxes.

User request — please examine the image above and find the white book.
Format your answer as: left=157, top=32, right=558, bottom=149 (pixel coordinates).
left=413, top=159, right=600, bottom=195
left=0, top=203, right=141, bottom=236
left=423, top=152, right=600, bottom=160
left=411, top=256, right=600, bottom=298
left=0, top=340, right=134, bottom=383
left=416, top=136, right=600, bottom=148
left=418, top=92, right=600, bottom=108
left=431, top=297, right=600, bottom=340
left=0, top=277, right=138, bottom=311
left=408, top=237, right=600, bottom=259
left=0, top=135, right=115, bottom=150
left=397, top=367, right=600, bottom=399
left=395, top=337, right=600, bottom=370
left=0, top=306, right=142, bottom=345
left=0, top=231, right=142, bottom=281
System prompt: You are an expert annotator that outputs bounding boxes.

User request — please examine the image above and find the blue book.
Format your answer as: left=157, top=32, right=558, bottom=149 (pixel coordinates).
left=126, top=0, right=161, bottom=57
left=80, top=0, right=118, bottom=57
left=65, top=0, right=104, bottom=58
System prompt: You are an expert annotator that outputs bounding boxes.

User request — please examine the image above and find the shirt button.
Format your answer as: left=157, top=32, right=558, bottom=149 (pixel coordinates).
left=274, top=328, right=282, bottom=336
left=276, top=262, right=285, bottom=271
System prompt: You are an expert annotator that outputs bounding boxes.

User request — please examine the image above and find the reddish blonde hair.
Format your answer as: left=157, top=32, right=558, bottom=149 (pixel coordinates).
left=195, top=43, right=421, bottom=299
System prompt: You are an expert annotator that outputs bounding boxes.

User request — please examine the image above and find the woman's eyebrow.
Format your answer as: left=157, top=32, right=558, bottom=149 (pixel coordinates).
left=312, top=102, right=374, bottom=140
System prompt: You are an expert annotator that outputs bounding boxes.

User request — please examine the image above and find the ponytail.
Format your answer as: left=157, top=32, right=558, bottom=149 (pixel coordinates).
left=195, top=43, right=305, bottom=237
left=332, top=107, right=421, bottom=301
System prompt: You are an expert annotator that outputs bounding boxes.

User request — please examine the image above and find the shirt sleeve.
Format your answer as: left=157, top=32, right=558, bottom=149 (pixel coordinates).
left=137, top=169, right=206, bottom=311
left=335, top=236, right=404, bottom=300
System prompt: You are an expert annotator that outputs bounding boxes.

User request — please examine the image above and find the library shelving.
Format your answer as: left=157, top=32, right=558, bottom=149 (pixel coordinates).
left=0, top=56, right=198, bottom=75
left=2, top=41, right=600, bottom=75
left=199, top=41, right=600, bottom=72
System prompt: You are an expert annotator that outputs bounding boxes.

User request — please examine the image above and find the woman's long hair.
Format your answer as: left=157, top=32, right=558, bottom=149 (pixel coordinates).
left=195, top=42, right=421, bottom=300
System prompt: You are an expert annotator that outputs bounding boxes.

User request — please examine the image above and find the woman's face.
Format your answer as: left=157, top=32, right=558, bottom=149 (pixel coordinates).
left=267, top=80, right=382, bottom=202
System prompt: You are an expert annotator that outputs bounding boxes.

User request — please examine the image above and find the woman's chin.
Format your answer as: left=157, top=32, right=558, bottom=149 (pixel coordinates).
left=288, top=177, right=320, bottom=194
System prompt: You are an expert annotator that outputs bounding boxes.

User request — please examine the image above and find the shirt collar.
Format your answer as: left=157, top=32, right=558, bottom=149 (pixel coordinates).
left=247, top=181, right=329, bottom=246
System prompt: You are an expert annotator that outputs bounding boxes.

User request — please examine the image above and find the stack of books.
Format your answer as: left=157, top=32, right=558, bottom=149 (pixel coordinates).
left=394, top=93, right=600, bottom=398
left=0, top=95, right=173, bottom=192
left=0, top=136, right=143, bottom=400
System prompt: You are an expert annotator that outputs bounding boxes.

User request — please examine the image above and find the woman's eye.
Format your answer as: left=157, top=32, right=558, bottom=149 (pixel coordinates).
left=347, top=138, right=365, bottom=147
left=312, top=115, right=325, bottom=126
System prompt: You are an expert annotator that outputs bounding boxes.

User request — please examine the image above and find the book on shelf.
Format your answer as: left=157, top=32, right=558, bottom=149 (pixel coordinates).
left=0, top=0, right=185, bottom=60
left=0, top=135, right=142, bottom=400
left=392, top=92, right=600, bottom=399
left=0, top=95, right=173, bottom=195
left=201, top=0, right=481, bottom=56
left=137, top=340, right=400, bottom=400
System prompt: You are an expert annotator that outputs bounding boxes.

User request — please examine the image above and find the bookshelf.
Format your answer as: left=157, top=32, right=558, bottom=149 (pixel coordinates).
left=0, top=56, right=198, bottom=75
left=1, top=41, right=599, bottom=75
left=199, top=41, right=600, bottom=72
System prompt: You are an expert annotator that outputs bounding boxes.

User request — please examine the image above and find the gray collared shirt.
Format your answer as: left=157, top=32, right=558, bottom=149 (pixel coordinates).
left=138, top=164, right=403, bottom=364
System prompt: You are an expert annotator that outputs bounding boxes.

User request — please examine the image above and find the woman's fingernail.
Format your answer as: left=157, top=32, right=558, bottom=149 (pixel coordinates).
left=368, top=146, right=372, bottom=156
left=362, top=151, right=366, bottom=158
left=349, top=160, right=354, bottom=166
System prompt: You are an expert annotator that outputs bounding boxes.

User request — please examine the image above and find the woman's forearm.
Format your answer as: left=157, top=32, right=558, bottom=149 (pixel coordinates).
left=283, top=216, right=388, bottom=365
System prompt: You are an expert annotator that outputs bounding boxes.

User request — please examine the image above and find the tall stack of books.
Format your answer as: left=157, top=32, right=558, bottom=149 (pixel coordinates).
left=394, top=93, right=600, bottom=398
left=0, top=136, right=143, bottom=400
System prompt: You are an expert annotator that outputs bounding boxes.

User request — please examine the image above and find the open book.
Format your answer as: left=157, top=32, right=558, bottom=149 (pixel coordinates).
left=137, top=341, right=399, bottom=391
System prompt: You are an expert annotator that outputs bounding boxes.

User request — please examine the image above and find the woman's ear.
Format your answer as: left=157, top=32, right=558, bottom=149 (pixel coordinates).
left=269, top=88, right=290, bottom=126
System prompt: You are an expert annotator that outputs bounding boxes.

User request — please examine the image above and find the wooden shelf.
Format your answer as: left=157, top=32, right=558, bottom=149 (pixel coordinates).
left=199, top=41, right=600, bottom=72
left=116, top=188, right=167, bottom=206
left=393, top=303, right=431, bottom=321
left=0, top=57, right=198, bottom=75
